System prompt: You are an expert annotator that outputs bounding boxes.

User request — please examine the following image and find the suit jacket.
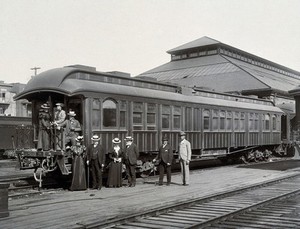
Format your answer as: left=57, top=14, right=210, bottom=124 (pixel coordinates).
left=124, top=143, right=139, bottom=165
left=61, top=118, right=81, bottom=136
left=156, top=144, right=173, bottom=164
left=87, top=144, right=105, bottom=165
left=55, top=110, right=66, bottom=125
left=178, top=139, right=192, bottom=161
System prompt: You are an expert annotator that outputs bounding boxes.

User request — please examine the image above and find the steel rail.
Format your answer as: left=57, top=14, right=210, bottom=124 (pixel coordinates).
left=78, top=172, right=300, bottom=229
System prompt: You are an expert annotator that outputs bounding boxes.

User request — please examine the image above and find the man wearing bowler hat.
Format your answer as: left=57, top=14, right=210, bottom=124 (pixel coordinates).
left=153, top=136, right=173, bottom=186
left=124, top=136, right=139, bottom=187
left=178, top=131, right=192, bottom=186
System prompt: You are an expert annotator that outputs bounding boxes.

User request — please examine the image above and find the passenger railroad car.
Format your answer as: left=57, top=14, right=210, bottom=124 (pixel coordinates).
left=14, top=66, right=285, bottom=184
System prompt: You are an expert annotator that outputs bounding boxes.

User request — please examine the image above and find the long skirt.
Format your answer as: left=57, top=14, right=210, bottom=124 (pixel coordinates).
left=107, top=162, right=122, bottom=188
left=70, top=155, right=87, bottom=191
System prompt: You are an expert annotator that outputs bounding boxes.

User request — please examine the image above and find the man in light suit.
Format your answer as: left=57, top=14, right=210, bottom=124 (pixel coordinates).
left=124, top=136, right=139, bottom=187
left=178, top=131, right=191, bottom=186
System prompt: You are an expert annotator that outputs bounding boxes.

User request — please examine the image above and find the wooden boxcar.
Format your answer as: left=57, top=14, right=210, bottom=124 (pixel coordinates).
left=14, top=66, right=285, bottom=184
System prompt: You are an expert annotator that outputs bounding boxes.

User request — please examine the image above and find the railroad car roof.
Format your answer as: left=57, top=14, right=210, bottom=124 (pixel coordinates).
left=16, top=70, right=282, bottom=113
left=14, top=67, right=178, bottom=100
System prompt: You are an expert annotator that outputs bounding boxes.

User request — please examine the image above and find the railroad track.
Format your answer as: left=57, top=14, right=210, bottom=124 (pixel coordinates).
left=81, top=173, right=300, bottom=229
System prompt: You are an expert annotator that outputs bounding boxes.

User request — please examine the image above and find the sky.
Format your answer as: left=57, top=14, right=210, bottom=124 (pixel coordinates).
left=1, top=0, right=300, bottom=84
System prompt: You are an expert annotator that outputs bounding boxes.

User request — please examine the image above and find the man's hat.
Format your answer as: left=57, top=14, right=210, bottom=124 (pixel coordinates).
left=124, top=136, right=133, bottom=141
left=162, top=136, right=168, bottom=141
left=67, top=111, right=76, bottom=116
left=112, top=137, right=121, bottom=144
left=179, top=131, right=186, bottom=136
left=56, top=103, right=64, bottom=107
left=41, top=103, right=50, bottom=109
left=76, top=136, right=84, bottom=142
left=91, top=135, right=100, bottom=141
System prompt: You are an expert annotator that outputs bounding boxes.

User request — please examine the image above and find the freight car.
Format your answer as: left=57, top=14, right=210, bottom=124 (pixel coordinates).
left=14, top=66, right=289, bottom=186
left=0, top=116, right=32, bottom=158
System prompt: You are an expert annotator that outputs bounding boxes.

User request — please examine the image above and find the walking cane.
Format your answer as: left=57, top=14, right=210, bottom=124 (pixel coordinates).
left=87, top=161, right=90, bottom=191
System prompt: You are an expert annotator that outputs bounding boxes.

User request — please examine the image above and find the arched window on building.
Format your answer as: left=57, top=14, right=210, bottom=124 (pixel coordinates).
left=103, top=99, right=117, bottom=127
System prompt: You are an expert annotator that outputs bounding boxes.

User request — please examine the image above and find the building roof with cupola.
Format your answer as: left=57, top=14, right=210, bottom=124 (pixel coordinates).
left=137, top=36, right=300, bottom=101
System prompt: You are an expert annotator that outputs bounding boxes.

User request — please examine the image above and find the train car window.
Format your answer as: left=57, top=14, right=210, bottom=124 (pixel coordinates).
left=173, top=106, right=181, bottom=130
left=277, top=115, right=281, bottom=131
left=133, top=102, right=144, bottom=130
left=249, top=113, right=254, bottom=131
left=185, top=107, right=192, bottom=131
left=92, top=99, right=101, bottom=129
left=272, top=114, right=277, bottom=131
left=162, top=105, right=171, bottom=129
left=212, top=110, right=219, bottom=131
left=254, top=113, right=259, bottom=131
left=203, top=109, right=210, bottom=130
left=147, top=103, right=157, bottom=130
left=193, top=108, right=200, bottom=131
left=120, top=101, right=127, bottom=128
left=220, top=111, right=226, bottom=130
left=264, top=114, right=270, bottom=131
left=226, top=112, right=232, bottom=131
left=240, top=112, right=245, bottom=131
left=234, top=112, right=239, bottom=131
left=103, top=99, right=117, bottom=128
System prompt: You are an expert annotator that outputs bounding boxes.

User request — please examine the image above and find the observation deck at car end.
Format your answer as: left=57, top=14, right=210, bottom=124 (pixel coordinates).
left=1, top=158, right=300, bottom=229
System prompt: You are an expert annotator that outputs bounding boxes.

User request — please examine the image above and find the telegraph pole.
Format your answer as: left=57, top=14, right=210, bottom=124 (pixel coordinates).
left=30, top=67, right=41, bottom=76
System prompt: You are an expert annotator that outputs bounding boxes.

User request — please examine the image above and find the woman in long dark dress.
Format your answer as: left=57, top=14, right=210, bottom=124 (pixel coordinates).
left=70, top=136, right=87, bottom=191
left=37, top=103, right=51, bottom=151
left=107, top=138, right=123, bottom=188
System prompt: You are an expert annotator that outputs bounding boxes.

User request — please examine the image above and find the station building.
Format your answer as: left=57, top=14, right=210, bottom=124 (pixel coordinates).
left=138, top=36, right=300, bottom=110
left=0, top=81, right=30, bottom=117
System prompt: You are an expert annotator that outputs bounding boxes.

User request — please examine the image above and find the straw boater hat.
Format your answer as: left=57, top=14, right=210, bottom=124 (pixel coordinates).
left=67, top=111, right=76, bottom=116
left=91, top=135, right=100, bottom=141
left=112, top=137, right=121, bottom=144
left=76, top=136, right=84, bottom=142
left=41, top=103, right=50, bottom=109
left=56, top=103, right=64, bottom=107
left=124, top=136, right=133, bottom=141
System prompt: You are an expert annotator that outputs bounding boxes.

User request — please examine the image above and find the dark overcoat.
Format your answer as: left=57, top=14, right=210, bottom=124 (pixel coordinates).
left=157, top=144, right=173, bottom=164
left=124, top=143, right=139, bottom=165
left=87, top=144, right=105, bottom=165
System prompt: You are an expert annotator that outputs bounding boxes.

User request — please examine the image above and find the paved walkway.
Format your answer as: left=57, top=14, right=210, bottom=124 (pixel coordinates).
left=1, top=159, right=300, bottom=228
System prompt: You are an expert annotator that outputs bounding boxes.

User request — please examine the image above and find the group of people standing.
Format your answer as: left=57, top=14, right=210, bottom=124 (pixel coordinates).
left=70, top=131, right=192, bottom=191
left=154, top=131, right=192, bottom=186
left=37, top=102, right=81, bottom=151
left=70, top=135, right=139, bottom=191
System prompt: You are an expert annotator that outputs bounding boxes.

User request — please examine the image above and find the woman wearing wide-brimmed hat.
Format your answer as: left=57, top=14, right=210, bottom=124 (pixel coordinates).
left=37, top=103, right=52, bottom=151
left=70, top=136, right=87, bottom=191
left=107, top=137, right=124, bottom=188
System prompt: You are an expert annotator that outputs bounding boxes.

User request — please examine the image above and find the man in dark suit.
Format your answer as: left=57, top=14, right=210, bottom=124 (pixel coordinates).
left=87, top=135, right=105, bottom=190
left=153, top=136, right=173, bottom=186
left=124, top=136, right=139, bottom=187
